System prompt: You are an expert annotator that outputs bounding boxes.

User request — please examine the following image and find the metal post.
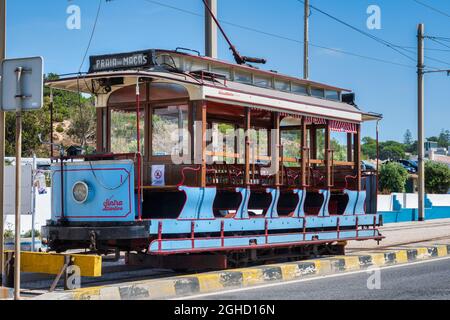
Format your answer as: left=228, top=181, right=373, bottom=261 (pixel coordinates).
left=14, top=66, right=23, bottom=300
left=31, top=154, right=36, bottom=252
left=50, top=88, right=54, bottom=159
left=205, top=0, right=218, bottom=58
left=303, top=0, right=309, bottom=79
left=417, top=24, right=425, bottom=222
left=0, top=0, right=6, bottom=287
left=136, top=78, right=142, bottom=220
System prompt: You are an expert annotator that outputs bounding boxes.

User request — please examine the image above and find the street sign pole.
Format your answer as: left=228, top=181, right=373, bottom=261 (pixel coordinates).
left=0, top=0, right=6, bottom=288
left=417, top=24, right=425, bottom=222
left=1, top=56, right=43, bottom=299
left=31, top=154, right=36, bottom=252
left=14, top=66, right=23, bottom=300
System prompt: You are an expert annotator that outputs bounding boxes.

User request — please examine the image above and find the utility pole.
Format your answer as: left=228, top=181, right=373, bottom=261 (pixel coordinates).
left=417, top=23, right=425, bottom=222
left=0, top=0, right=6, bottom=287
left=303, top=0, right=309, bottom=79
left=205, top=0, right=218, bottom=58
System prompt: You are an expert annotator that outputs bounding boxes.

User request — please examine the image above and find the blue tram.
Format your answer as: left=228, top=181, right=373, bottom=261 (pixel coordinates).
left=42, top=49, right=383, bottom=268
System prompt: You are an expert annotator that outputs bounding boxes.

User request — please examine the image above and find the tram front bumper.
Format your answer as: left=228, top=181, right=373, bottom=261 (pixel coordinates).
left=42, top=220, right=151, bottom=242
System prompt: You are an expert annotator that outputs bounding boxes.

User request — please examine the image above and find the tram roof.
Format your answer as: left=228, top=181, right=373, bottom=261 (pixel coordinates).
left=46, top=49, right=382, bottom=122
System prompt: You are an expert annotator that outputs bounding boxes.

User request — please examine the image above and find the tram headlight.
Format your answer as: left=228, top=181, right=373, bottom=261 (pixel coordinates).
left=72, top=181, right=89, bottom=204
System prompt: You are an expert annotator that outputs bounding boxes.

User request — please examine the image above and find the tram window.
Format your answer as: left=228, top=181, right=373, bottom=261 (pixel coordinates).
left=311, top=87, right=325, bottom=98
left=253, top=75, right=272, bottom=88
left=152, top=105, right=188, bottom=157
left=316, top=128, right=326, bottom=160
left=281, top=130, right=301, bottom=166
left=110, top=108, right=145, bottom=154
left=249, top=129, right=269, bottom=164
left=291, top=83, right=308, bottom=95
left=330, top=132, right=348, bottom=161
left=275, top=80, right=290, bottom=92
left=211, top=123, right=237, bottom=164
left=157, top=54, right=182, bottom=69
left=184, top=60, right=208, bottom=72
left=211, top=66, right=232, bottom=80
left=325, top=90, right=340, bottom=101
left=235, top=71, right=252, bottom=84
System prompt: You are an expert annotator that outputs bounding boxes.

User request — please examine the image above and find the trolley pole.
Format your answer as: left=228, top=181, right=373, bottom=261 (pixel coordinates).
left=303, top=0, right=309, bottom=79
left=205, top=0, right=218, bottom=58
left=417, top=23, right=425, bottom=222
left=0, top=0, right=6, bottom=287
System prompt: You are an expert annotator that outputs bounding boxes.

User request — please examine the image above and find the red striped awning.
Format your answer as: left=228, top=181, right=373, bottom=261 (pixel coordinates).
left=280, top=112, right=302, bottom=119
left=304, top=116, right=327, bottom=125
left=329, top=120, right=358, bottom=133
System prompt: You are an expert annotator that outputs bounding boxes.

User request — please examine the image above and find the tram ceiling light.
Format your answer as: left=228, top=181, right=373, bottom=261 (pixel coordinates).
left=72, top=181, right=89, bottom=204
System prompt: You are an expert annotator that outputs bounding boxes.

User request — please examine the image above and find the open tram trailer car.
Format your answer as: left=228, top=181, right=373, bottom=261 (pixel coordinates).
left=43, top=49, right=383, bottom=268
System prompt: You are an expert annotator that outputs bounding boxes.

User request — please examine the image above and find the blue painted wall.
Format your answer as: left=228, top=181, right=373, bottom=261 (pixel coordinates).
left=380, top=194, right=450, bottom=223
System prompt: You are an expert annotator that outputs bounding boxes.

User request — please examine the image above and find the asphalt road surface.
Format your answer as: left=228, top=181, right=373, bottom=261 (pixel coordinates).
left=187, top=257, right=450, bottom=300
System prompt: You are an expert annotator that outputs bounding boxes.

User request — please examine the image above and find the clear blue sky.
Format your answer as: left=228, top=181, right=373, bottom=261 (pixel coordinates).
left=5, top=0, right=450, bottom=142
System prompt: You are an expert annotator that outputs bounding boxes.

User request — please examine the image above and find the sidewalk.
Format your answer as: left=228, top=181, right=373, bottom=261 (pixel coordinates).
left=347, top=218, right=450, bottom=252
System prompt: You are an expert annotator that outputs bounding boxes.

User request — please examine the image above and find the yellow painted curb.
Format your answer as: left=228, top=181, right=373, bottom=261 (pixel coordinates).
left=279, top=264, right=300, bottom=280
left=436, top=245, right=448, bottom=257
left=197, top=273, right=224, bottom=293
left=313, top=259, right=332, bottom=274
left=367, top=253, right=387, bottom=267
left=394, top=250, right=408, bottom=264
left=4, top=250, right=102, bottom=277
left=240, top=268, right=265, bottom=286
left=341, top=256, right=361, bottom=271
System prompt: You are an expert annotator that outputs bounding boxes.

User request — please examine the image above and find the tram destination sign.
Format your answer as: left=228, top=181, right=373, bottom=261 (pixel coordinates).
left=89, top=50, right=155, bottom=73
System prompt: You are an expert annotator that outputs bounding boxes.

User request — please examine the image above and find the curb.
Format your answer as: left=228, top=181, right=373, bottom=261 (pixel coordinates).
left=34, top=244, right=450, bottom=300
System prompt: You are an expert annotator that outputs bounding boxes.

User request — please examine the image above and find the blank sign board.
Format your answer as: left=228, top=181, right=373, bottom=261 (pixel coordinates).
left=1, top=56, right=44, bottom=111
left=3, top=165, right=33, bottom=216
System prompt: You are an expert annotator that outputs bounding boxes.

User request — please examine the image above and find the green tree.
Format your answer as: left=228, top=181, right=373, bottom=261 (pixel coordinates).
left=5, top=73, right=89, bottom=157
left=404, top=129, right=413, bottom=146
left=5, top=97, right=51, bottom=157
left=425, top=162, right=450, bottom=194
left=406, top=140, right=418, bottom=155
left=438, top=129, right=450, bottom=148
left=379, top=141, right=406, bottom=161
left=379, top=162, right=408, bottom=194
left=23, top=229, right=41, bottom=239
left=67, top=102, right=97, bottom=149
left=362, top=137, right=377, bottom=160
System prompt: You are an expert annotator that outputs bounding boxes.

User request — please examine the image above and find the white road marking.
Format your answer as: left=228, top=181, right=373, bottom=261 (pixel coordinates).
left=173, top=256, right=450, bottom=300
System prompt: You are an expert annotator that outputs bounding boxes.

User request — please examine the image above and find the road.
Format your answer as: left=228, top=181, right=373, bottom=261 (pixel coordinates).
left=185, top=257, right=450, bottom=300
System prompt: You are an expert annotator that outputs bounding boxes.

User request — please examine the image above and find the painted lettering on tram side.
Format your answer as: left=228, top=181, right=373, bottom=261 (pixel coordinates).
left=102, top=196, right=124, bottom=212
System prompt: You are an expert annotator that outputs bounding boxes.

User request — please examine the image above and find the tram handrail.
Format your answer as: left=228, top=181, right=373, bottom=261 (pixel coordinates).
left=178, top=166, right=217, bottom=187
left=51, top=152, right=138, bottom=162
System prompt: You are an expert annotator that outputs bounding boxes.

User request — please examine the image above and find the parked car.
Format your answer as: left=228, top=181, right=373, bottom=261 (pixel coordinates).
left=398, top=160, right=418, bottom=174
left=361, top=161, right=376, bottom=171
left=398, top=159, right=418, bottom=172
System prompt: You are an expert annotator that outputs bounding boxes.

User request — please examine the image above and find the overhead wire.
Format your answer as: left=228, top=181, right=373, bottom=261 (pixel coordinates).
left=140, top=0, right=416, bottom=69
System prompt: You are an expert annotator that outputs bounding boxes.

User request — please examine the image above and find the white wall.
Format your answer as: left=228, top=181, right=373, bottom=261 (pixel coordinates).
left=427, top=194, right=450, bottom=207
left=3, top=188, right=51, bottom=235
